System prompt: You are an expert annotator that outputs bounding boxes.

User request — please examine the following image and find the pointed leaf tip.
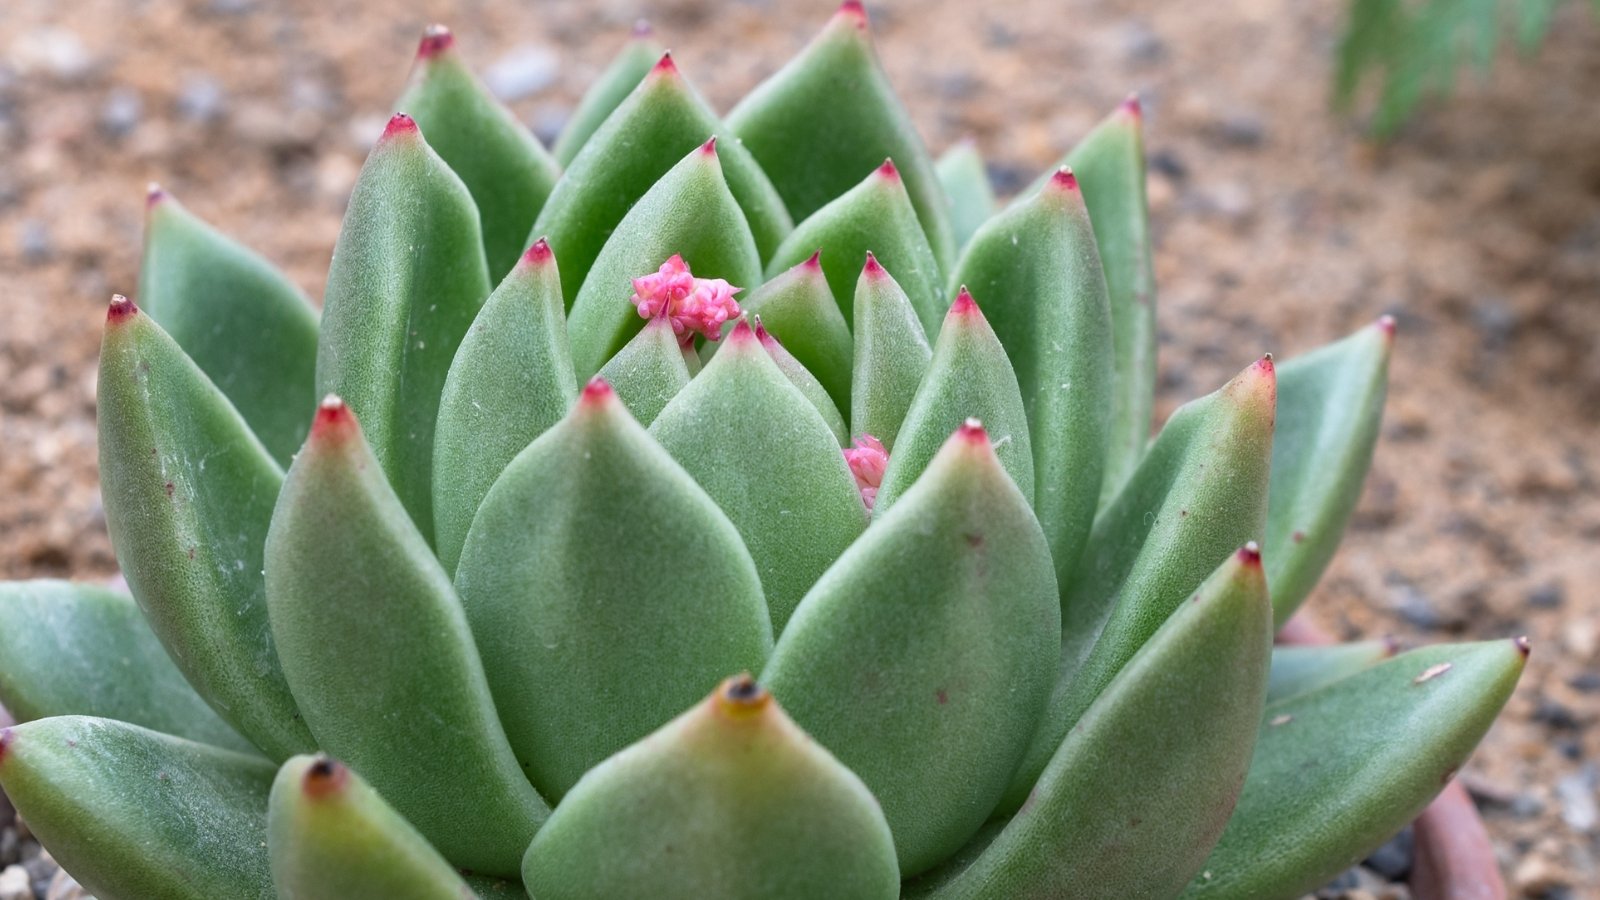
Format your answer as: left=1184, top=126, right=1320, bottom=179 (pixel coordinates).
left=107, top=293, right=138, bottom=324
left=1048, top=166, right=1079, bottom=191
left=311, top=394, right=355, bottom=437
left=1120, top=92, right=1142, bottom=119
left=651, top=51, right=677, bottom=76
left=949, top=286, right=978, bottom=317
left=727, top=317, right=758, bottom=343
left=580, top=377, right=615, bottom=406
left=144, top=181, right=165, bottom=209
left=382, top=112, right=418, bottom=139
left=522, top=236, right=554, bottom=267
left=957, top=417, right=988, bottom=443
left=876, top=157, right=900, bottom=180
left=803, top=248, right=823, bottom=269
left=713, top=673, right=772, bottom=719
left=862, top=251, right=887, bottom=278
left=1377, top=314, right=1397, bottom=339
left=1238, top=541, right=1263, bottom=567
left=301, top=755, right=350, bottom=799
left=700, top=135, right=718, bottom=155
left=0, top=727, right=12, bottom=765
left=417, top=24, right=454, bottom=58
left=1515, top=635, right=1531, bottom=657
left=836, top=0, right=870, bottom=28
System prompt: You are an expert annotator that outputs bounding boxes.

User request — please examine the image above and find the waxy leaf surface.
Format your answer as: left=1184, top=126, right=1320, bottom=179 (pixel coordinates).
left=759, top=323, right=849, bottom=445
left=738, top=254, right=853, bottom=412
left=1267, top=640, right=1396, bottom=705
left=553, top=28, right=664, bottom=165
left=596, top=317, right=693, bottom=426
left=850, top=261, right=932, bottom=450
left=935, top=142, right=997, bottom=251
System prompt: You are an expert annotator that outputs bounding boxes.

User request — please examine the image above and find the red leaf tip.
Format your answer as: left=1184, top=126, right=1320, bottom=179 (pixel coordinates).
left=1048, top=167, right=1079, bottom=192
left=522, top=236, right=554, bottom=267
left=301, top=755, right=350, bottom=799
left=801, top=249, right=823, bottom=271
left=1376, top=315, right=1396, bottom=339
left=728, top=317, right=757, bottom=343
left=0, top=727, right=12, bottom=765
left=107, top=293, right=138, bottom=324
left=862, top=251, right=887, bottom=279
left=699, top=135, right=718, bottom=156
left=836, top=0, right=870, bottom=28
left=957, top=417, right=988, bottom=444
left=417, top=24, right=454, bottom=59
left=651, top=51, right=677, bottom=76
left=1514, top=635, right=1531, bottom=658
left=383, top=113, right=418, bottom=139
left=875, top=157, right=900, bottom=181
left=145, top=182, right=167, bottom=209
left=581, top=377, right=615, bottom=406
left=311, top=394, right=357, bottom=438
left=1236, top=541, right=1263, bottom=568
left=949, top=286, right=979, bottom=316
left=1119, top=92, right=1142, bottom=120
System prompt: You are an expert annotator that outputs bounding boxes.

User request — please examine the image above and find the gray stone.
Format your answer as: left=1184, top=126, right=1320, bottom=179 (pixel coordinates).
left=484, top=45, right=559, bottom=102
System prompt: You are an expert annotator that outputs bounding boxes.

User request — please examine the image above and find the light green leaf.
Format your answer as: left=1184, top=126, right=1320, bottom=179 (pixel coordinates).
left=935, top=141, right=996, bottom=251
left=597, top=317, right=693, bottom=426
left=1268, top=640, right=1396, bottom=705
left=757, top=320, right=849, bottom=445
left=737, top=252, right=853, bottom=413
left=553, top=25, right=664, bottom=166
left=850, top=256, right=932, bottom=450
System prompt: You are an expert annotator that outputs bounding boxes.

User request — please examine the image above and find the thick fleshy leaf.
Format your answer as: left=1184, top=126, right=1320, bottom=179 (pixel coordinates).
left=597, top=317, right=693, bottom=426
left=452, top=381, right=772, bottom=803
left=736, top=252, right=853, bottom=412
left=912, top=547, right=1272, bottom=899
left=1266, top=318, right=1393, bottom=625
left=758, top=321, right=849, bottom=445
left=397, top=27, right=563, bottom=284
left=850, top=255, right=932, bottom=449
left=1267, top=640, right=1396, bottom=705
left=316, top=115, right=491, bottom=540
left=650, top=322, right=865, bottom=633
left=532, top=55, right=790, bottom=301
left=935, top=141, right=996, bottom=251
left=0, top=581, right=251, bottom=753
left=1003, top=356, right=1276, bottom=809
left=552, top=24, right=664, bottom=166
left=522, top=676, right=899, bottom=900
left=764, top=421, right=1058, bottom=876
left=565, top=140, right=763, bottom=380
left=0, top=716, right=275, bottom=900
left=1184, top=639, right=1527, bottom=898
left=727, top=2, right=956, bottom=268
left=264, top=398, right=547, bottom=877
left=97, top=297, right=313, bottom=761
left=268, top=755, right=477, bottom=900
left=139, top=188, right=319, bottom=466
left=875, top=290, right=1033, bottom=515
left=767, top=160, right=945, bottom=335
left=950, top=169, right=1113, bottom=587
left=432, top=239, right=576, bottom=574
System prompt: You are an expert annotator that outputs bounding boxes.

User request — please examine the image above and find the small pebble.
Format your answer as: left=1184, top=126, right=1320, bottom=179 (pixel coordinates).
left=0, top=865, right=29, bottom=900
left=1555, top=766, right=1598, bottom=833
left=177, top=74, right=225, bottom=123
left=99, top=87, right=142, bottom=138
left=1528, top=583, right=1565, bottom=609
left=483, top=45, right=558, bottom=101
left=1114, top=21, right=1165, bottom=65
left=1216, top=112, right=1266, bottom=148
left=1533, top=699, right=1580, bottom=731
left=1568, top=670, right=1600, bottom=693
left=19, top=220, right=52, bottom=264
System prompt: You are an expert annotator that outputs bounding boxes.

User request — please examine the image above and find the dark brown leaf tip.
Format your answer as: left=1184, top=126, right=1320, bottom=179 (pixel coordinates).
left=521, top=236, right=554, bottom=268
left=1048, top=167, right=1079, bottom=192
left=580, top=377, right=615, bottom=407
left=1236, top=541, right=1263, bottom=568
left=382, top=113, right=419, bottom=140
left=301, top=754, right=350, bottom=799
left=715, top=673, right=772, bottom=719
left=875, top=157, right=900, bottom=181
left=651, top=51, right=677, bottom=77
left=107, top=293, right=139, bottom=324
left=836, top=0, right=870, bottom=29
left=1514, top=635, right=1531, bottom=658
left=417, top=24, right=454, bottom=59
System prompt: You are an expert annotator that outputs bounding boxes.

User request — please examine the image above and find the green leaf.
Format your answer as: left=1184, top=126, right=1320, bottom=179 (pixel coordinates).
left=727, top=3, right=955, bottom=269
left=766, top=160, right=945, bottom=336
left=1184, top=639, right=1528, bottom=898
left=757, top=320, right=849, bottom=445
left=565, top=139, right=763, bottom=380
left=650, top=321, right=865, bottom=633
left=522, top=677, right=899, bottom=900
left=97, top=297, right=313, bottom=761
left=533, top=55, right=791, bottom=302
left=432, top=239, right=576, bottom=574
left=1003, top=356, right=1276, bottom=810
left=736, top=252, right=853, bottom=413
left=850, top=255, right=932, bottom=450
left=316, top=115, right=491, bottom=540
left=452, top=381, right=772, bottom=803
left=0, top=716, right=275, bottom=900
left=264, top=397, right=547, bottom=878
left=138, top=189, right=319, bottom=466
left=268, top=755, right=478, bottom=900
left=935, top=141, right=996, bottom=251
left=1267, top=640, right=1396, bottom=705
left=1266, top=318, right=1392, bottom=625
left=552, top=25, right=664, bottom=166
left=764, top=421, right=1058, bottom=876
left=596, top=317, right=693, bottom=426
left=397, top=27, right=563, bottom=284
left=875, top=289, right=1033, bottom=515
left=0, top=581, right=251, bottom=753
left=911, top=547, right=1272, bottom=899
left=949, top=170, right=1113, bottom=593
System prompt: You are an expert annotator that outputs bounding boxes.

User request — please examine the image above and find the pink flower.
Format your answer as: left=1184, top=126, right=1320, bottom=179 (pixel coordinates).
left=629, top=255, right=742, bottom=345
left=843, top=435, right=888, bottom=510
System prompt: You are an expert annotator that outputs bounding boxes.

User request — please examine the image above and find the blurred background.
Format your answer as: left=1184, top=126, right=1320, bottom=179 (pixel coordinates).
left=0, top=0, right=1596, bottom=894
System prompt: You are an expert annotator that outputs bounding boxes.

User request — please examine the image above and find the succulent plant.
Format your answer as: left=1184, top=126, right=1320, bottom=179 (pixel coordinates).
left=0, top=5, right=1526, bottom=900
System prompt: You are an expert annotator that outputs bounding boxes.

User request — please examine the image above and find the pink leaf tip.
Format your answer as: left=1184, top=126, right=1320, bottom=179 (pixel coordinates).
left=312, top=394, right=356, bottom=438
left=957, top=417, right=988, bottom=444
left=145, top=182, right=167, bottom=209
left=875, top=158, right=900, bottom=181
left=581, top=377, right=615, bottom=406
left=1254, top=353, right=1275, bottom=377
left=1236, top=541, right=1263, bottom=568
left=107, top=293, right=138, bottom=324
left=1514, top=635, right=1531, bottom=658
left=0, top=727, right=12, bottom=765
left=843, top=435, right=888, bottom=510
left=727, top=317, right=757, bottom=344
left=629, top=255, right=741, bottom=346
left=1048, top=167, right=1079, bottom=192
left=802, top=249, right=823, bottom=270
left=521, top=237, right=554, bottom=267
left=1376, top=314, right=1396, bottom=339
left=1120, top=92, right=1142, bottom=120
left=836, top=0, right=870, bottom=28
left=417, top=24, right=454, bottom=59
left=301, top=756, right=350, bottom=799
left=651, top=51, right=677, bottom=76
left=699, top=135, right=718, bottom=156
left=862, top=251, right=888, bottom=280
left=383, top=113, right=418, bottom=139
left=949, top=286, right=979, bottom=317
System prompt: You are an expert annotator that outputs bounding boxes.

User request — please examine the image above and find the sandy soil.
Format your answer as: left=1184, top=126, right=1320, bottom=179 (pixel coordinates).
left=0, top=0, right=1596, bottom=895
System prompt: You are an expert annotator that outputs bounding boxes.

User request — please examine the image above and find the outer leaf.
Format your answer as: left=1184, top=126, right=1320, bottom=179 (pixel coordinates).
left=432, top=239, right=576, bottom=574
left=912, top=547, right=1272, bottom=899
left=453, top=381, right=773, bottom=803
left=737, top=251, right=853, bottom=412
left=1268, top=640, right=1396, bottom=705
left=727, top=2, right=956, bottom=268
left=764, top=422, right=1059, bottom=876
left=875, top=290, right=1033, bottom=515
left=766, top=160, right=945, bottom=335
left=397, top=27, right=563, bottom=284
left=139, top=188, right=319, bottom=466
left=950, top=170, right=1113, bottom=587
left=1004, top=356, right=1276, bottom=809
left=264, top=398, right=547, bottom=878
left=0, top=716, right=275, bottom=900
left=268, top=755, right=477, bottom=900
left=935, top=141, right=997, bottom=251
left=316, top=115, right=491, bottom=540
left=758, top=321, right=849, bottom=445
left=97, top=297, right=313, bottom=761
left=0, top=581, right=250, bottom=753
left=650, top=322, right=865, bottom=633
left=850, top=255, right=932, bottom=449
left=522, top=677, right=899, bottom=900
left=532, top=55, right=791, bottom=303
left=553, top=25, right=664, bottom=166
left=1185, top=639, right=1528, bottom=898
left=565, top=139, right=763, bottom=380
left=596, top=317, right=693, bottom=426
left=1266, top=318, right=1393, bottom=625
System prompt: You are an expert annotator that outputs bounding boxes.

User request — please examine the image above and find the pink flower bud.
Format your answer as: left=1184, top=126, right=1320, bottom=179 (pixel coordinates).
left=843, top=435, right=888, bottom=510
left=629, top=255, right=742, bottom=346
